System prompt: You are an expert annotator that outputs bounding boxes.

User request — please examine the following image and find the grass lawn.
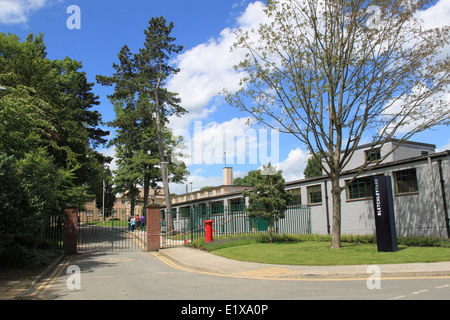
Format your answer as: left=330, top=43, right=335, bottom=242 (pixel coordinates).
left=85, top=220, right=129, bottom=227
left=210, top=241, right=450, bottom=266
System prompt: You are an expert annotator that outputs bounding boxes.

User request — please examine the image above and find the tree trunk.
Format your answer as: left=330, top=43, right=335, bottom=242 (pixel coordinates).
left=130, top=197, right=135, bottom=218
left=143, top=172, right=150, bottom=213
left=330, top=175, right=342, bottom=249
left=154, top=60, right=173, bottom=233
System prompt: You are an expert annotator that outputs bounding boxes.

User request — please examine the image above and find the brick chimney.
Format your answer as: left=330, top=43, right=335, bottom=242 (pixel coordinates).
left=223, top=167, right=233, bottom=185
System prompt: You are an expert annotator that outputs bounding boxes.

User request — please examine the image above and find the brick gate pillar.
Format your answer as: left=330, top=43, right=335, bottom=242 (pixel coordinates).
left=63, top=207, right=78, bottom=255
left=146, top=205, right=161, bottom=251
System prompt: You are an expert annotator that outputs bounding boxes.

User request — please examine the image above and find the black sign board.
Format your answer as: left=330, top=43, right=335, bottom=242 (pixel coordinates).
left=371, top=175, right=398, bottom=252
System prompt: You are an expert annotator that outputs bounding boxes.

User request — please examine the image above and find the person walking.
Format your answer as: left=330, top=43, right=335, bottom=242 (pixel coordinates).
left=130, top=216, right=135, bottom=232
left=140, top=215, right=146, bottom=231
left=136, top=215, right=141, bottom=230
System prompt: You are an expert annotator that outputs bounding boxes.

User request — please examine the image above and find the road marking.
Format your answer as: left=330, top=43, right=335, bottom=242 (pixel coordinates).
left=435, top=284, right=450, bottom=289
left=412, top=289, right=429, bottom=295
left=389, top=295, right=407, bottom=300
left=31, top=255, right=72, bottom=299
left=151, top=252, right=450, bottom=282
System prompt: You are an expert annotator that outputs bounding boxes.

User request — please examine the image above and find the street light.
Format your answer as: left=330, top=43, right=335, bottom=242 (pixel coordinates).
left=161, top=161, right=169, bottom=177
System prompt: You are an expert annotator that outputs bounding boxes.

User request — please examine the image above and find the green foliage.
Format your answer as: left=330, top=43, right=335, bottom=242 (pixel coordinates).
left=303, top=154, right=323, bottom=178
left=233, top=170, right=261, bottom=186
left=243, top=163, right=292, bottom=243
left=96, top=17, right=188, bottom=212
left=0, top=33, right=109, bottom=266
left=0, top=152, right=66, bottom=267
left=0, top=32, right=110, bottom=196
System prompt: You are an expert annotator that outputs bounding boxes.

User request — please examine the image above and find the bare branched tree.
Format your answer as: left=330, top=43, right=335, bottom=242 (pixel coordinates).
left=224, top=0, right=450, bottom=248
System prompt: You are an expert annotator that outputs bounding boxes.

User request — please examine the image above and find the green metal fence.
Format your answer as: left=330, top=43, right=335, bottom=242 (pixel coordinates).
left=162, top=204, right=311, bottom=245
left=45, top=214, right=63, bottom=250
left=76, top=205, right=311, bottom=251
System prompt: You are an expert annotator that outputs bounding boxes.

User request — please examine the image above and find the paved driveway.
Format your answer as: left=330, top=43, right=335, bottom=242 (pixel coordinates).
left=21, top=250, right=450, bottom=302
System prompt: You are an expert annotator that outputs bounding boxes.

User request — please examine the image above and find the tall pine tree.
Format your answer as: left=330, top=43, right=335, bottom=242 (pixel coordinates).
left=97, top=17, right=188, bottom=227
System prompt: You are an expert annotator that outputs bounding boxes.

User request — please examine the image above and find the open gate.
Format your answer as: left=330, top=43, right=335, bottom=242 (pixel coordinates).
left=77, top=214, right=147, bottom=252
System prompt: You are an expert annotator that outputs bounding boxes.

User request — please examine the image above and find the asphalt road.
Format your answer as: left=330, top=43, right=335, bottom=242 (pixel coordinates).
left=25, top=250, right=450, bottom=302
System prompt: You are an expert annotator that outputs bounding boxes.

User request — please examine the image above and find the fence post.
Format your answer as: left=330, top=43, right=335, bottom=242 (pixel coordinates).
left=146, top=205, right=161, bottom=251
left=63, top=207, right=78, bottom=255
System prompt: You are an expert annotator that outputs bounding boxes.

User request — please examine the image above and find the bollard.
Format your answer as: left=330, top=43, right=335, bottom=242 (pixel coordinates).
left=204, top=220, right=214, bottom=243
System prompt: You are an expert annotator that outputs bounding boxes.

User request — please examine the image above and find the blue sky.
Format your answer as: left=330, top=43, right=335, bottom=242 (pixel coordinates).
left=1, top=0, right=449, bottom=194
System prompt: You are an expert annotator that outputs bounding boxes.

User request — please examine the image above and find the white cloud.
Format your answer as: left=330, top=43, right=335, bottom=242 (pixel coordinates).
left=170, top=116, right=280, bottom=167
left=415, top=0, right=450, bottom=59
left=167, top=1, right=268, bottom=131
left=380, top=83, right=450, bottom=137
left=0, top=0, right=48, bottom=24
left=416, top=0, right=450, bottom=30
left=437, top=139, right=450, bottom=152
left=273, top=147, right=309, bottom=182
left=98, top=146, right=117, bottom=172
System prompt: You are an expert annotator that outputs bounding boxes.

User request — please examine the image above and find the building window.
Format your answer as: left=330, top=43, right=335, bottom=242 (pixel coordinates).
left=216, top=189, right=221, bottom=195
left=307, top=185, right=322, bottom=204
left=208, top=191, right=213, bottom=197
left=230, top=198, right=245, bottom=212
left=365, top=148, right=381, bottom=162
left=346, top=177, right=373, bottom=200
left=210, top=201, right=224, bottom=214
left=394, top=168, right=418, bottom=194
left=287, top=188, right=301, bottom=205
left=180, top=207, right=190, bottom=218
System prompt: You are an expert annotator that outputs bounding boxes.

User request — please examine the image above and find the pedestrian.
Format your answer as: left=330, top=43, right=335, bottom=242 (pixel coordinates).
left=127, top=215, right=131, bottom=231
left=130, top=216, right=135, bottom=232
left=136, top=215, right=141, bottom=230
left=140, top=215, right=145, bottom=231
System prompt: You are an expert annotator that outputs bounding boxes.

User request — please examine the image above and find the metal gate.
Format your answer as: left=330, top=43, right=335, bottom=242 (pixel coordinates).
left=77, top=215, right=147, bottom=252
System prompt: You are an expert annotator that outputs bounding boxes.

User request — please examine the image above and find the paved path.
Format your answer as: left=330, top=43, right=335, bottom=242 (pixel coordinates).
left=159, top=246, right=450, bottom=279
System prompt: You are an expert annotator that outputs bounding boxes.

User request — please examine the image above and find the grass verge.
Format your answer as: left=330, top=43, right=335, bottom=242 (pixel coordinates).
left=189, top=233, right=450, bottom=266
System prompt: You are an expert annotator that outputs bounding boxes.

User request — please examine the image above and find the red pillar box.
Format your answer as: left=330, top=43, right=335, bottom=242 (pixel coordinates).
left=205, top=220, right=214, bottom=243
